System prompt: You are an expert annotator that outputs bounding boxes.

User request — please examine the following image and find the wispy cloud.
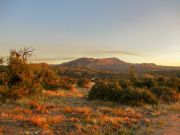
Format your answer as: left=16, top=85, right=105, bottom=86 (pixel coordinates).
left=32, top=50, right=142, bottom=63
left=32, top=57, right=78, bottom=61
left=95, top=50, right=143, bottom=57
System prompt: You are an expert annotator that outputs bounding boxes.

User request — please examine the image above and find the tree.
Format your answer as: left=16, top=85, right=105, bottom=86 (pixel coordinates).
left=0, top=57, right=4, bottom=65
left=129, top=66, right=136, bottom=84
left=7, top=48, right=35, bottom=86
left=0, top=47, right=43, bottom=100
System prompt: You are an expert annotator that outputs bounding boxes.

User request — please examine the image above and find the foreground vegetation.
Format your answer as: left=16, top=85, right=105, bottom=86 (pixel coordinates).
left=0, top=87, right=179, bottom=135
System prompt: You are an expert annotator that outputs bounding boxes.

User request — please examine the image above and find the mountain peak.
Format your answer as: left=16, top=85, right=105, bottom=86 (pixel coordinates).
left=59, top=57, right=180, bottom=72
left=60, top=57, right=129, bottom=71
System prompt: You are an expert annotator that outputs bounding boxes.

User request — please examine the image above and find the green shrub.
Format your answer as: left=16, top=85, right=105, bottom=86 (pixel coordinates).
left=134, top=78, right=157, bottom=88
left=88, top=80, right=122, bottom=102
left=88, top=81, right=158, bottom=105
left=120, top=87, right=158, bottom=105
left=150, top=86, right=179, bottom=102
left=119, top=79, right=132, bottom=89
left=0, top=85, right=8, bottom=101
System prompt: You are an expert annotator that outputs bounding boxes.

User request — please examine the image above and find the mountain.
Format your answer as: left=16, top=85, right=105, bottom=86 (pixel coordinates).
left=59, top=57, right=180, bottom=73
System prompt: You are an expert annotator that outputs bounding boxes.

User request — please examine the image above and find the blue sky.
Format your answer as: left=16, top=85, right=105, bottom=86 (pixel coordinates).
left=0, top=0, right=180, bottom=65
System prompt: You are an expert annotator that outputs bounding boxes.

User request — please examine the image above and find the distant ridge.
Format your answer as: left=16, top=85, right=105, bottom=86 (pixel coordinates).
left=59, top=57, right=180, bottom=72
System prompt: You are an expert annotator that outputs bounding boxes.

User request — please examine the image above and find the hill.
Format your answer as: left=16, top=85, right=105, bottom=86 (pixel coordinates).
left=59, top=57, right=180, bottom=72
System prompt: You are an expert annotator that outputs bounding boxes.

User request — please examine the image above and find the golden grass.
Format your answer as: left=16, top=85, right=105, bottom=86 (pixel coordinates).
left=48, top=115, right=65, bottom=124
left=28, top=101, right=48, bottom=113
left=167, top=102, right=180, bottom=113
left=28, top=115, right=49, bottom=129
left=63, top=106, right=92, bottom=116
left=99, top=107, right=142, bottom=119
left=0, top=112, right=9, bottom=118
left=97, top=114, right=124, bottom=126
left=43, top=90, right=83, bottom=98
left=27, top=115, right=65, bottom=129
left=75, top=106, right=92, bottom=115
left=0, top=87, right=178, bottom=135
left=0, top=127, right=3, bottom=135
left=68, top=117, right=80, bottom=122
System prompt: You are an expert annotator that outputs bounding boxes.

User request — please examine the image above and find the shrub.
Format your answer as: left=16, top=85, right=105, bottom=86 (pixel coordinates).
left=150, top=86, right=179, bottom=102
left=119, top=87, right=158, bottom=105
left=166, top=77, right=179, bottom=88
left=58, top=77, right=74, bottom=90
left=30, top=64, right=60, bottom=90
left=134, top=77, right=157, bottom=88
left=119, top=79, right=132, bottom=89
left=88, top=81, right=158, bottom=105
left=77, top=78, right=91, bottom=88
left=88, top=80, right=122, bottom=102
left=0, top=85, right=8, bottom=101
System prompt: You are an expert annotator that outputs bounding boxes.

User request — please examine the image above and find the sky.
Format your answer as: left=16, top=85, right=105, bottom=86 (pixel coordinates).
left=0, top=0, right=180, bottom=66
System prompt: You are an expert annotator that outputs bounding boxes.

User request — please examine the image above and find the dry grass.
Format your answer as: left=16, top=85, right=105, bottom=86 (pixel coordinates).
left=167, top=102, right=180, bottom=113
left=63, top=106, right=92, bottom=116
left=0, top=127, right=3, bottom=135
left=28, top=101, right=48, bottom=113
left=28, top=115, right=49, bottom=129
left=48, top=115, right=65, bottom=124
left=43, top=89, right=83, bottom=98
left=27, top=115, right=65, bottom=129
left=0, top=87, right=178, bottom=135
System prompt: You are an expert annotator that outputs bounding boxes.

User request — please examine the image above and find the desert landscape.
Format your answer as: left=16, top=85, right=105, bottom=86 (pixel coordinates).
left=0, top=0, right=180, bottom=135
left=0, top=48, right=179, bottom=135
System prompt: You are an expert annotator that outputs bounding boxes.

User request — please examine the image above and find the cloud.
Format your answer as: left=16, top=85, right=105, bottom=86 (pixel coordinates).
left=31, top=50, right=142, bottom=63
left=96, top=50, right=142, bottom=56
left=32, top=57, right=78, bottom=61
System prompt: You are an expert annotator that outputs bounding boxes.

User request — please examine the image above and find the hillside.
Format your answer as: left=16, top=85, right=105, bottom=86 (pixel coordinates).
left=59, top=57, right=180, bottom=72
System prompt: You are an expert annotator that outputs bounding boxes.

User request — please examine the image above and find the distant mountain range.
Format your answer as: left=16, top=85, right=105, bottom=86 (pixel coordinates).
left=58, top=57, right=180, bottom=72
